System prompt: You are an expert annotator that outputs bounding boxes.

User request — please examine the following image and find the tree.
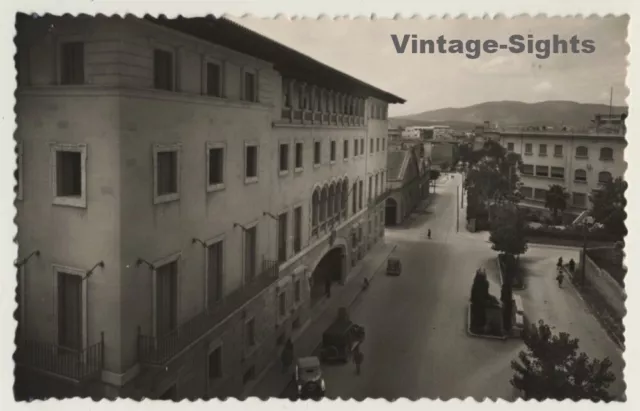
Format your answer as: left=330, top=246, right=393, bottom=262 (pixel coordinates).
left=511, top=320, right=615, bottom=401
left=489, top=205, right=528, bottom=257
left=544, top=184, right=569, bottom=224
left=590, top=177, right=627, bottom=239
left=470, top=269, right=490, bottom=332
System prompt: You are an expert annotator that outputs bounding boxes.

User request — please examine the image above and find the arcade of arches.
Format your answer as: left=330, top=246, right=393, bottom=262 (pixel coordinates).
left=309, top=246, right=345, bottom=305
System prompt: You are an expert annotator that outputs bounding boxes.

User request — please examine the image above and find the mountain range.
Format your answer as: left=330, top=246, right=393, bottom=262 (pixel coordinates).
left=390, top=100, right=628, bottom=130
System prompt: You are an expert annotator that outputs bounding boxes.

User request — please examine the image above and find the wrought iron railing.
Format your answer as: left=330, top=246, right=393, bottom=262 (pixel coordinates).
left=15, top=333, right=104, bottom=382
left=138, top=260, right=279, bottom=366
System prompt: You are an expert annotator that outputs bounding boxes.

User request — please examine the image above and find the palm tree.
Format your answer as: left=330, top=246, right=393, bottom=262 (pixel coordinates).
left=545, top=184, right=569, bottom=224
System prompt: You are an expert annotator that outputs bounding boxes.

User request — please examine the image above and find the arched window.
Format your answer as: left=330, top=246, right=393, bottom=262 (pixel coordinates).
left=600, top=147, right=614, bottom=161
left=320, top=186, right=328, bottom=226
left=598, top=171, right=612, bottom=184
left=574, top=169, right=587, bottom=182
left=282, top=81, right=290, bottom=108
left=575, top=146, right=588, bottom=158
left=312, top=188, right=320, bottom=234
left=334, top=180, right=342, bottom=220
left=342, top=179, right=349, bottom=217
left=328, top=183, right=335, bottom=221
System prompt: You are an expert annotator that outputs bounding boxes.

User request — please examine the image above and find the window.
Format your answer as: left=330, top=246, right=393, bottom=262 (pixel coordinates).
left=293, top=207, right=302, bottom=253
left=315, top=91, right=322, bottom=111
left=299, top=87, right=308, bottom=110
left=155, top=260, right=178, bottom=337
left=314, top=141, right=321, bottom=166
left=330, top=141, right=336, bottom=162
left=277, top=212, right=288, bottom=263
left=243, top=71, right=257, bottom=102
left=600, top=147, right=614, bottom=161
left=245, top=144, right=258, bottom=182
left=550, top=167, right=565, bottom=179
left=282, top=82, right=290, bottom=107
left=576, top=146, right=588, bottom=158
left=520, top=186, right=533, bottom=198
left=154, top=49, right=174, bottom=91
left=554, top=145, right=563, bottom=157
left=244, top=226, right=257, bottom=282
left=535, top=165, right=549, bottom=177
left=521, top=164, right=534, bottom=175
left=507, top=142, right=514, bottom=152
left=524, top=143, right=533, bottom=155
left=208, top=345, right=222, bottom=380
left=534, top=188, right=547, bottom=201
left=52, top=143, right=87, bottom=208
left=343, top=140, right=349, bottom=159
left=245, top=318, right=256, bottom=348
left=206, top=143, right=225, bottom=191
left=358, top=181, right=363, bottom=210
left=279, top=143, right=290, bottom=173
left=278, top=292, right=286, bottom=317
left=15, top=141, right=23, bottom=201
left=60, top=42, right=84, bottom=85
left=360, top=138, right=365, bottom=155
left=382, top=138, right=386, bottom=151
left=574, top=169, right=587, bottom=182
left=376, top=138, right=381, bottom=152
left=206, top=241, right=223, bottom=310
left=56, top=270, right=83, bottom=350
left=295, top=142, right=303, bottom=170
left=206, top=62, right=222, bottom=97
left=353, top=140, right=358, bottom=158
left=573, top=192, right=587, bottom=208
left=368, top=176, right=373, bottom=201
left=311, top=189, right=319, bottom=234
left=598, top=171, right=612, bottom=184
left=154, top=144, right=180, bottom=204
left=352, top=183, right=357, bottom=214
left=370, top=138, right=374, bottom=154
left=539, top=144, right=547, bottom=156
left=294, top=279, right=301, bottom=303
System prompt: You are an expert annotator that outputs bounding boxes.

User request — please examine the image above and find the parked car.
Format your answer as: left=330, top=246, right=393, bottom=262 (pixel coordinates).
left=294, top=356, right=326, bottom=400
left=319, top=318, right=365, bottom=363
left=386, top=257, right=402, bottom=276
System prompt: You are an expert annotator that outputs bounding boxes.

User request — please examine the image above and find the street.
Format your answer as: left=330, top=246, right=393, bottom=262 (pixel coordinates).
left=309, top=174, right=625, bottom=401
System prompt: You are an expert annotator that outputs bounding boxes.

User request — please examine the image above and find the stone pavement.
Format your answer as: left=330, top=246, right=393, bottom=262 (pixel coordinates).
left=245, top=240, right=397, bottom=399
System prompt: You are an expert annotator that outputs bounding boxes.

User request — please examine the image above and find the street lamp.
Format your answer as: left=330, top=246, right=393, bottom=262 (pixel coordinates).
left=581, top=215, right=595, bottom=286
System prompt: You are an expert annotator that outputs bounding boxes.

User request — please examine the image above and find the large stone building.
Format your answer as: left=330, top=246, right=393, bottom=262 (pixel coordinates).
left=14, top=15, right=404, bottom=400
left=384, top=141, right=430, bottom=226
left=499, top=129, right=627, bottom=211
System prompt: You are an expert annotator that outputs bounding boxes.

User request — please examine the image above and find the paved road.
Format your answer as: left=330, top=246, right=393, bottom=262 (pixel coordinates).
left=313, top=174, right=625, bottom=401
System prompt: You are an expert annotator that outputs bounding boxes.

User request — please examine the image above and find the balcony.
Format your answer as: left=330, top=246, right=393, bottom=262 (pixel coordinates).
left=277, top=108, right=365, bottom=127
left=138, top=260, right=279, bottom=366
left=15, top=334, right=104, bottom=382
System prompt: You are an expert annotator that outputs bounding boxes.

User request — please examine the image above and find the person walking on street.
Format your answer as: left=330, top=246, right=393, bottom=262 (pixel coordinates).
left=427, top=229, right=431, bottom=239
left=557, top=257, right=563, bottom=269
left=353, top=345, right=364, bottom=375
left=325, top=277, right=332, bottom=298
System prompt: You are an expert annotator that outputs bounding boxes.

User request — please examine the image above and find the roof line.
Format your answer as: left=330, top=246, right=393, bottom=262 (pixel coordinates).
left=217, top=17, right=405, bottom=104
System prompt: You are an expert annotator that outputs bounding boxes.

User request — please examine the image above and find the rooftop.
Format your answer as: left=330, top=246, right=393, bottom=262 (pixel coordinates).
left=146, top=15, right=405, bottom=104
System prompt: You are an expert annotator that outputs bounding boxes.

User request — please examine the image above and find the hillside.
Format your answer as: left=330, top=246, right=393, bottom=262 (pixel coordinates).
left=391, top=101, right=627, bottom=130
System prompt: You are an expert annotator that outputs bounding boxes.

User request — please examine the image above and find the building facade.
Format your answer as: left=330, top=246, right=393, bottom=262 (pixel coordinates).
left=499, top=131, right=626, bottom=211
left=14, top=15, right=403, bottom=400
left=384, top=141, right=429, bottom=226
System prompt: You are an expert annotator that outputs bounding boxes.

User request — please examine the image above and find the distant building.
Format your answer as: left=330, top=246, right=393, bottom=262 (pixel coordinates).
left=384, top=141, right=430, bottom=225
left=499, top=127, right=626, bottom=213
left=388, top=127, right=403, bottom=140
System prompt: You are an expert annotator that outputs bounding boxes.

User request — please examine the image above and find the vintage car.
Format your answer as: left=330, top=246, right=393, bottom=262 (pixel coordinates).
left=386, top=257, right=402, bottom=276
left=294, top=356, right=326, bottom=400
left=319, top=317, right=365, bottom=363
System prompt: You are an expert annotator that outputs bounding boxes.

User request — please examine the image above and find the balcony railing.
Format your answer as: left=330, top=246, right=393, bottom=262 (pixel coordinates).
left=15, top=333, right=104, bottom=382
left=277, top=108, right=365, bottom=127
left=138, top=260, right=279, bottom=366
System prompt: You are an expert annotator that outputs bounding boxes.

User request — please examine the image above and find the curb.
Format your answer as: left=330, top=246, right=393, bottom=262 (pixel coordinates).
left=528, top=242, right=583, bottom=251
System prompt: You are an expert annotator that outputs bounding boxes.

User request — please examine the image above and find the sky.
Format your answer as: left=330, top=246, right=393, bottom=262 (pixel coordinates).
left=230, top=15, right=629, bottom=116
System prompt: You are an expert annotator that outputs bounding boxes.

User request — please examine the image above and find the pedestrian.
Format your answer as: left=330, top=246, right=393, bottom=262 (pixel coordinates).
left=325, top=277, right=332, bottom=298
left=568, top=258, right=576, bottom=273
left=427, top=229, right=431, bottom=239
left=353, top=345, right=364, bottom=375
left=557, top=257, right=563, bottom=269
left=281, top=338, right=293, bottom=373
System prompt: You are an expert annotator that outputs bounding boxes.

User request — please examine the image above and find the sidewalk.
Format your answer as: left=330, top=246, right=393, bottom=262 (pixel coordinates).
left=246, top=240, right=397, bottom=398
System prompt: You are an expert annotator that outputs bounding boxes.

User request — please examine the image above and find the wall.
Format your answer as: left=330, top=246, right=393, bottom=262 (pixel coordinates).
left=581, top=252, right=626, bottom=318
